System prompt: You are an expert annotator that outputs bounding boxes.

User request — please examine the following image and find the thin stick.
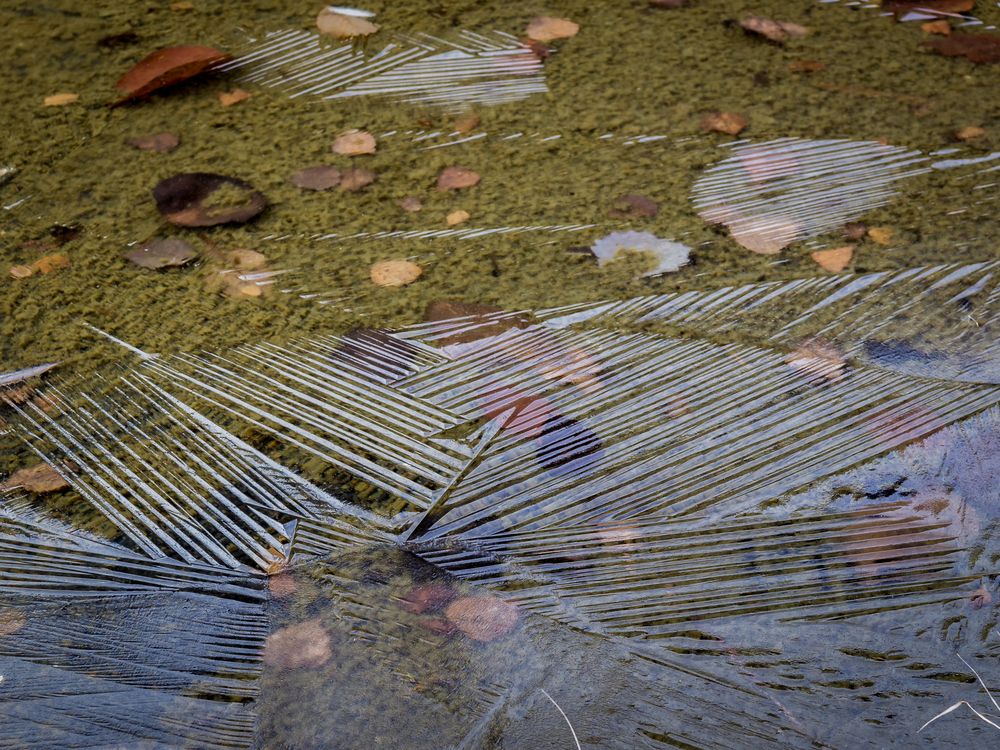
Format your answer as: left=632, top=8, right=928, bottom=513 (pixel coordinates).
left=541, top=688, right=582, bottom=750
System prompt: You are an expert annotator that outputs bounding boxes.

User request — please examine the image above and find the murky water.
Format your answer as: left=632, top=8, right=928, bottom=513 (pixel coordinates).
left=2, top=0, right=999, bottom=747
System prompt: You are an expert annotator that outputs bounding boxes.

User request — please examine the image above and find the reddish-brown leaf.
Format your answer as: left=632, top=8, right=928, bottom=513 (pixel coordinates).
left=126, top=132, right=180, bottom=152
left=437, top=166, right=480, bottom=190
left=925, top=32, right=1000, bottom=63
left=114, top=45, right=230, bottom=105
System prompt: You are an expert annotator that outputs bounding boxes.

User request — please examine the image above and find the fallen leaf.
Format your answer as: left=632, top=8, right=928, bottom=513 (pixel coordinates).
left=126, top=132, right=180, bottom=152
left=291, top=165, right=341, bottom=191
left=399, top=196, right=423, bottom=212
left=1, top=463, right=69, bottom=494
left=227, top=248, right=268, bottom=271
left=785, top=339, right=846, bottom=384
left=339, top=167, right=376, bottom=192
left=955, top=125, right=985, bottom=140
left=521, top=38, right=555, bottom=59
left=31, top=254, right=70, bottom=274
left=608, top=193, right=659, bottom=219
left=727, top=216, right=800, bottom=254
left=114, top=45, right=231, bottom=105
left=739, top=15, right=809, bottom=43
left=370, top=260, right=422, bottom=287
left=9, top=265, right=33, bottom=279
left=262, top=619, right=332, bottom=669
left=446, top=209, right=470, bottom=226
left=170, top=0, right=194, bottom=10
left=971, top=584, right=992, bottom=609
left=843, top=222, right=868, bottom=241
left=268, top=572, right=297, bottom=598
left=925, top=32, right=1000, bottom=63
left=789, top=59, right=826, bottom=73
left=332, top=129, right=376, bottom=156
left=811, top=245, right=854, bottom=273
left=401, top=584, right=456, bottom=614
left=884, top=0, right=973, bottom=19
left=125, top=238, right=198, bottom=269
left=0, top=610, right=27, bottom=637
left=921, top=20, right=951, bottom=35
left=317, top=7, right=379, bottom=38
left=525, top=16, right=579, bottom=43
left=152, top=173, right=267, bottom=227
left=867, top=226, right=894, bottom=245
left=453, top=113, right=480, bottom=133
left=701, top=111, right=748, bottom=136
left=445, top=596, right=519, bottom=642
left=218, top=88, right=250, bottom=106
left=437, top=166, right=480, bottom=190
left=43, top=92, right=79, bottom=107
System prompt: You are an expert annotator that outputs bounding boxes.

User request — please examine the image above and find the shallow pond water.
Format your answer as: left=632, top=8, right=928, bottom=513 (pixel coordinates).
left=1, top=0, right=999, bottom=748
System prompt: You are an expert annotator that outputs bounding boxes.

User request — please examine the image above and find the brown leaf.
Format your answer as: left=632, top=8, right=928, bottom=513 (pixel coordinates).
left=227, top=248, right=268, bottom=271
left=43, top=92, right=79, bottom=106
left=446, top=209, right=470, bottom=226
left=152, top=173, right=267, bottom=227
left=925, top=32, right=1000, bottom=63
left=399, top=196, right=423, bottom=212
left=437, top=166, right=480, bottom=190
left=811, top=245, right=854, bottom=273
left=31, top=254, right=70, bottom=274
left=339, top=167, right=376, bottom=192
left=2, top=463, right=69, bottom=494
left=452, top=113, right=480, bottom=133
left=218, top=88, right=250, bottom=106
left=0, top=610, right=27, bottom=637
left=955, top=125, right=985, bottom=140
left=971, top=584, right=992, bottom=609
left=867, top=226, right=894, bottom=245
left=921, top=20, right=951, bottom=35
left=883, top=0, right=973, bottom=19
left=291, top=165, right=341, bottom=191
left=701, top=111, right=747, bottom=135
left=114, top=45, right=230, bottom=105
left=317, top=8, right=379, bottom=38
left=521, top=38, right=555, bottom=60
left=126, top=132, right=180, bottom=152
left=125, top=238, right=198, bottom=269
left=608, top=193, right=659, bottom=219
left=785, top=339, right=846, bottom=384
left=445, top=596, right=519, bottom=642
left=370, top=260, right=422, bottom=287
left=728, top=217, right=800, bottom=254
left=400, top=584, right=456, bottom=614
left=9, top=265, right=33, bottom=280
left=843, top=222, right=868, bottom=241
left=789, top=59, right=826, bottom=73
left=262, top=619, right=332, bottom=669
left=739, top=15, right=809, bottom=43
left=525, top=16, right=579, bottom=43
left=332, top=129, right=376, bottom=156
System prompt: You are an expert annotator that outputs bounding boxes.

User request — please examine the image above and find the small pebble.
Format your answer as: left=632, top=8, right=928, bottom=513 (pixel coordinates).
left=446, top=209, right=470, bottom=226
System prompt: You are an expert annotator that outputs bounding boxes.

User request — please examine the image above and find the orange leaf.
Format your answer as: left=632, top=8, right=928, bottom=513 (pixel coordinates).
left=811, top=245, right=854, bottom=273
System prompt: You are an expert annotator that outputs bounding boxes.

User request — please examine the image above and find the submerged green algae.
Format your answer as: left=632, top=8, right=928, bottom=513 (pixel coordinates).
left=1, top=0, right=998, bottom=516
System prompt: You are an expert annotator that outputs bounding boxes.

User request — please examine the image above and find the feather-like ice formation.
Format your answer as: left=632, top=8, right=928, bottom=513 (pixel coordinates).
left=219, top=29, right=547, bottom=110
left=2, top=262, right=1000, bottom=747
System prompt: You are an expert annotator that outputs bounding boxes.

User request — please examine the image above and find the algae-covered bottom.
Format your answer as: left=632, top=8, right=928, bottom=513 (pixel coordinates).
left=1, top=0, right=999, bottom=747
